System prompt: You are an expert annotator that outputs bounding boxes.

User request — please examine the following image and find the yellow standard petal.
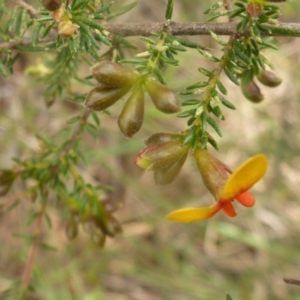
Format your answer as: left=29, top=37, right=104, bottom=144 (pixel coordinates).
left=166, top=204, right=221, bottom=223
left=220, top=154, right=268, bottom=201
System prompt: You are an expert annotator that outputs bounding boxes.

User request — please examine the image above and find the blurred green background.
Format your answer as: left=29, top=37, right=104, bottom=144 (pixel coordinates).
left=1, top=0, right=300, bottom=299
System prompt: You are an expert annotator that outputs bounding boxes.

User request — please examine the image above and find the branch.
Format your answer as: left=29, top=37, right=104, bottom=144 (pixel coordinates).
left=1, top=21, right=300, bottom=51
left=104, top=21, right=300, bottom=37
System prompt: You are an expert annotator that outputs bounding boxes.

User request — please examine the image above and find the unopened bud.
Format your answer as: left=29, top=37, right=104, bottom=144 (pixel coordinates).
left=257, top=70, right=282, bottom=87
left=91, top=229, right=106, bottom=247
left=91, top=61, right=138, bottom=88
left=42, top=0, right=62, bottom=11
left=84, top=85, right=130, bottom=111
left=65, top=216, right=78, bottom=240
left=146, top=81, right=181, bottom=114
left=246, top=2, right=262, bottom=19
left=241, top=80, right=264, bottom=103
left=118, top=88, right=144, bottom=138
left=58, top=21, right=79, bottom=38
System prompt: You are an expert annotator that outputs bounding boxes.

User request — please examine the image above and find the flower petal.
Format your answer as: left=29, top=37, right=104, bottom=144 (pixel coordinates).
left=220, top=154, right=268, bottom=201
left=166, top=204, right=221, bottom=223
left=235, top=191, right=255, bottom=207
left=222, top=202, right=237, bottom=217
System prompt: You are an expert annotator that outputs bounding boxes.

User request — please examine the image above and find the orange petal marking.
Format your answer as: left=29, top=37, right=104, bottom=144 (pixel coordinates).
left=235, top=191, right=255, bottom=207
left=221, top=202, right=237, bottom=217
left=166, top=203, right=221, bottom=223
left=220, top=154, right=268, bottom=202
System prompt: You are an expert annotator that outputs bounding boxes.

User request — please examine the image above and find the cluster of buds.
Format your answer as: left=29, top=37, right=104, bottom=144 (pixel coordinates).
left=167, top=149, right=268, bottom=222
left=65, top=198, right=122, bottom=247
left=42, top=0, right=79, bottom=38
left=241, top=69, right=282, bottom=103
left=134, top=133, right=190, bottom=185
left=84, top=61, right=181, bottom=138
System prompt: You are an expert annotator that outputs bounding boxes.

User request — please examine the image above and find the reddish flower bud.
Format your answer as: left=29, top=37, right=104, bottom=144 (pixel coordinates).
left=146, top=81, right=181, bottom=114
left=118, top=88, right=144, bottom=138
left=91, top=61, right=138, bottom=88
left=257, top=70, right=282, bottom=87
left=84, top=85, right=130, bottom=111
left=246, top=2, right=263, bottom=19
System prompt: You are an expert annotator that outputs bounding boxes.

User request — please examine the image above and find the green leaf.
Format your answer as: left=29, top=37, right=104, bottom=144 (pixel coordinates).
left=39, top=243, right=57, bottom=251
left=226, top=294, right=234, bottom=300
left=181, top=99, right=201, bottom=106
left=224, top=67, right=240, bottom=86
left=198, top=67, right=213, bottom=77
left=165, top=0, right=173, bottom=19
left=216, top=80, right=227, bottom=95
left=67, top=116, right=81, bottom=124
left=91, top=111, right=101, bottom=127
left=106, top=2, right=137, bottom=20
left=0, top=61, right=8, bottom=77
left=32, top=22, right=43, bottom=46
left=17, top=45, right=46, bottom=52
left=206, top=115, right=222, bottom=137
left=153, top=67, right=166, bottom=84
left=177, top=109, right=196, bottom=118
left=219, top=95, right=236, bottom=110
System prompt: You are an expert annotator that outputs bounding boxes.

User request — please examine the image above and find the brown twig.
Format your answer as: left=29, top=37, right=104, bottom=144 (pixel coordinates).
left=1, top=21, right=300, bottom=51
left=283, top=278, right=300, bottom=286
left=21, top=198, right=48, bottom=293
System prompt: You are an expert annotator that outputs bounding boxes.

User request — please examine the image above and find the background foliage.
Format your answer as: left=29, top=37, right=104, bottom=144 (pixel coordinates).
left=1, top=0, right=300, bottom=299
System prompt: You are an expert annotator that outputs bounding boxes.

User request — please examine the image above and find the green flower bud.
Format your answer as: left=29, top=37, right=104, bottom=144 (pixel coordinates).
left=118, top=88, right=144, bottom=138
left=144, top=133, right=183, bottom=146
left=58, top=21, right=79, bottom=38
left=135, top=141, right=188, bottom=171
left=0, top=169, right=16, bottom=197
left=257, top=70, right=282, bottom=87
left=65, top=216, right=78, bottom=240
left=146, top=81, right=181, bottom=114
left=91, top=61, right=138, bottom=88
left=42, top=0, right=62, bottom=11
left=194, top=148, right=230, bottom=200
left=84, top=85, right=130, bottom=111
left=241, top=80, right=264, bottom=103
left=154, top=151, right=188, bottom=185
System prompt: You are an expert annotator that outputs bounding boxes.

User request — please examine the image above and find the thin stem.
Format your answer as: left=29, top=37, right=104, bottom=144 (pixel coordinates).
left=283, top=278, right=300, bottom=286
left=1, top=21, right=300, bottom=51
left=21, top=198, right=48, bottom=293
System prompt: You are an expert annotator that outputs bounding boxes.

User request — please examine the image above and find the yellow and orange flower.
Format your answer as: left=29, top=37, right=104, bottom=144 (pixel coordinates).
left=166, top=151, right=268, bottom=223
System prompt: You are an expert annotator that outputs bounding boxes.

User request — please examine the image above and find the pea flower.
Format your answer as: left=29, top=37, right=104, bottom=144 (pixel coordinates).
left=166, top=149, right=268, bottom=223
left=134, top=133, right=190, bottom=185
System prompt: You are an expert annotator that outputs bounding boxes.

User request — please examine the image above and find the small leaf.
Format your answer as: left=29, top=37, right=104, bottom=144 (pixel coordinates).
left=67, top=116, right=81, bottom=124
left=106, top=2, right=137, bottom=20
left=224, top=68, right=240, bottom=86
left=165, top=0, right=173, bottom=19
left=206, top=115, right=222, bottom=137
left=216, top=80, right=227, bottom=95
left=226, top=294, right=234, bottom=300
